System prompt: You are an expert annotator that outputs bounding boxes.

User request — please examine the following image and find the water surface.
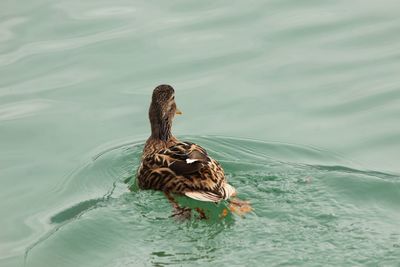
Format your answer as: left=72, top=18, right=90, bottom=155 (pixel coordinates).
left=1, top=0, right=400, bottom=266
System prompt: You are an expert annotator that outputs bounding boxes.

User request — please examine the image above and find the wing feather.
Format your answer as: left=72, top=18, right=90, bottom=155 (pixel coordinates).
left=164, top=143, right=210, bottom=176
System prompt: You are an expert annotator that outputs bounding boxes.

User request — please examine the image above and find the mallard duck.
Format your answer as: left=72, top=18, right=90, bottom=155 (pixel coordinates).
left=137, top=84, right=250, bottom=218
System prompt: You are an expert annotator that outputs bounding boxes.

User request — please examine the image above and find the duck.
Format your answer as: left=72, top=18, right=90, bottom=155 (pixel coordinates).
left=137, top=84, right=250, bottom=218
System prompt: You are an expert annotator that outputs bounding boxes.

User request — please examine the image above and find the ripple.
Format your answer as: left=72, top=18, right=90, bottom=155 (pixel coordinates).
left=0, top=68, right=97, bottom=98
left=0, top=17, right=28, bottom=43
left=55, top=2, right=136, bottom=20
left=0, top=26, right=133, bottom=67
left=0, top=99, right=53, bottom=121
left=23, top=136, right=400, bottom=266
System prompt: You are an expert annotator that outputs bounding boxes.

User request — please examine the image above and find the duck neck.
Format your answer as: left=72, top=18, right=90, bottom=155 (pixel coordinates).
left=148, top=102, right=175, bottom=142
left=150, top=118, right=173, bottom=141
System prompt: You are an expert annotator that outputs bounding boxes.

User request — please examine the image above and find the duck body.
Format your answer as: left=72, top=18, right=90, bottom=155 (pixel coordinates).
left=138, top=139, right=235, bottom=202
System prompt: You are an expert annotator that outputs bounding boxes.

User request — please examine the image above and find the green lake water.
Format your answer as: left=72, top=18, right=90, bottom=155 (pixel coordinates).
left=1, top=1, right=400, bottom=266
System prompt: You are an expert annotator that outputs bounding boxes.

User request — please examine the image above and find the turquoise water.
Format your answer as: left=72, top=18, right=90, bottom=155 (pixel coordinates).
left=1, top=1, right=400, bottom=266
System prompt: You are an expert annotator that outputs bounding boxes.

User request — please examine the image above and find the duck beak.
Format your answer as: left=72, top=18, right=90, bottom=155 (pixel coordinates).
left=175, top=107, right=183, bottom=115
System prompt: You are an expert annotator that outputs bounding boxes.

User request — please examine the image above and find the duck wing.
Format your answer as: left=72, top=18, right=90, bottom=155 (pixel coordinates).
left=168, top=142, right=210, bottom=175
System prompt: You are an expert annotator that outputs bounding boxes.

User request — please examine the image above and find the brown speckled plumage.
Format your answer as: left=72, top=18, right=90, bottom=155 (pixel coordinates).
left=137, top=85, right=236, bottom=202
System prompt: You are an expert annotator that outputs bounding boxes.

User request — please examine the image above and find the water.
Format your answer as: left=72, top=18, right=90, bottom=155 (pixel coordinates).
left=1, top=0, right=400, bottom=266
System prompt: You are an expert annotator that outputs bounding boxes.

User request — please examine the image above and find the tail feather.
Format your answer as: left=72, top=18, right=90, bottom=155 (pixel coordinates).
left=223, top=183, right=237, bottom=199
